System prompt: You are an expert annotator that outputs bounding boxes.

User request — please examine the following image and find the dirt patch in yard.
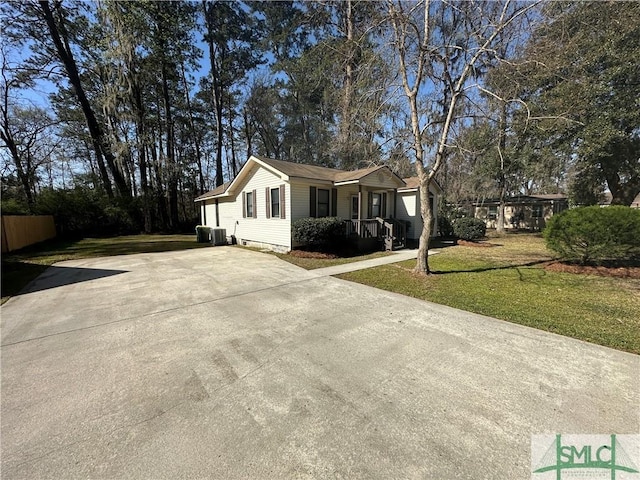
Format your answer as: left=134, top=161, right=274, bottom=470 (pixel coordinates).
left=545, top=262, right=640, bottom=279
left=288, top=250, right=338, bottom=259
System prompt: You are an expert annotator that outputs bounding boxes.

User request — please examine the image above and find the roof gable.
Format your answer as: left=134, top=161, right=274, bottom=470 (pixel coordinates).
left=398, top=176, right=444, bottom=194
left=195, top=156, right=411, bottom=202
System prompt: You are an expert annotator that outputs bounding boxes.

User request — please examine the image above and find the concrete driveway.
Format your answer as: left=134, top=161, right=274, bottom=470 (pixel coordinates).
left=1, top=247, right=638, bottom=479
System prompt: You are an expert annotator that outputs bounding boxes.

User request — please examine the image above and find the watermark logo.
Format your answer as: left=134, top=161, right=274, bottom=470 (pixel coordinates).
left=531, top=434, right=640, bottom=480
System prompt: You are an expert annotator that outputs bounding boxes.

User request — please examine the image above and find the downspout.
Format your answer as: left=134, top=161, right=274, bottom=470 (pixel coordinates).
left=215, top=199, right=220, bottom=227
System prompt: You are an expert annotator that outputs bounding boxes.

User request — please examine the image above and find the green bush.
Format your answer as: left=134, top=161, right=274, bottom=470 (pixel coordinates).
left=544, top=206, right=640, bottom=264
left=453, top=217, right=486, bottom=241
left=292, top=217, right=345, bottom=249
left=0, top=198, right=30, bottom=215
left=34, top=187, right=142, bottom=238
left=438, top=205, right=467, bottom=237
left=438, top=215, right=455, bottom=237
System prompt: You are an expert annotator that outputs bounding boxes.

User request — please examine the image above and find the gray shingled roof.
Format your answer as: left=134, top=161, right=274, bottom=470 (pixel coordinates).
left=255, top=156, right=341, bottom=182
left=194, top=182, right=231, bottom=201
left=257, top=156, right=393, bottom=183
left=195, top=156, right=407, bottom=202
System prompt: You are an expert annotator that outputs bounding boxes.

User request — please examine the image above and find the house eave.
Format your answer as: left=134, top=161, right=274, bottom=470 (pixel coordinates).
left=194, top=192, right=233, bottom=203
left=288, top=176, right=334, bottom=185
left=333, top=180, right=361, bottom=186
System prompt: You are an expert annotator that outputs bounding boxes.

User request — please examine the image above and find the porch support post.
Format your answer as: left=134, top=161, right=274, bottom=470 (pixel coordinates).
left=358, top=185, right=362, bottom=235
left=393, top=188, right=397, bottom=218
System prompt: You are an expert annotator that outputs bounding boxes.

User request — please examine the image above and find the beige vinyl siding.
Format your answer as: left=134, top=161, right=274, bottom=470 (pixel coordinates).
left=202, top=198, right=238, bottom=239
left=294, top=182, right=353, bottom=219
left=202, top=166, right=291, bottom=250
left=202, top=200, right=217, bottom=228
left=336, top=187, right=359, bottom=219
left=290, top=181, right=313, bottom=221
left=397, top=191, right=420, bottom=239
left=397, top=186, right=439, bottom=239
left=216, top=198, right=239, bottom=238
left=359, top=170, right=401, bottom=189
left=233, top=166, right=291, bottom=248
left=291, top=180, right=396, bottom=221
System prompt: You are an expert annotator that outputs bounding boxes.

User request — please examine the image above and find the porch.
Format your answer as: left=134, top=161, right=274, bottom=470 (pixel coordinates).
left=344, top=217, right=408, bottom=251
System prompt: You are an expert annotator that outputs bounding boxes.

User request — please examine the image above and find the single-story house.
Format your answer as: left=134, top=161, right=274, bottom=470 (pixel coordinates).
left=474, top=194, right=568, bottom=231
left=194, top=155, right=441, bottom=252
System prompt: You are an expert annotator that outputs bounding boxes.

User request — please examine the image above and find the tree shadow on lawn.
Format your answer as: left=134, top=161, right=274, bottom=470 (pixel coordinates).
left=61, top=240, right=208, bottom=258
left=430, top=259, right=549, bottom=275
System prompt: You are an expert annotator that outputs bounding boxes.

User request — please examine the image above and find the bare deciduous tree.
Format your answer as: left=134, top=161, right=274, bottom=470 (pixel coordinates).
left=387, top=0, right=541, bottom=274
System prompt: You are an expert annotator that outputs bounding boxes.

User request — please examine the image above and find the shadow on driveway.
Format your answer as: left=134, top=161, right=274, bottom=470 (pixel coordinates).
left=21, top=265, right=128, bottom=294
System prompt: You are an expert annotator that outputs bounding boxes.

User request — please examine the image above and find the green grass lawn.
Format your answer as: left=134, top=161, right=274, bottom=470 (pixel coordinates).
left=275, top=251, right=391, bottom=270
left=338, top=233, right=640, bottom=355
left=237, top=245, right=392, bottom=270
left=2, top=234, right=207, bottom=303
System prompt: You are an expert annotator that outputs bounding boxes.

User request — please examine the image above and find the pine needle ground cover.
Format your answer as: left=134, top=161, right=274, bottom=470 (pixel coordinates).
left=338, top=233, right=640, bottom=354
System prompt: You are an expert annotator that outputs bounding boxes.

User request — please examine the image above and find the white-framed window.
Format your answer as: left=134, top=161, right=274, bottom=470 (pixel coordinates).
left=488, top=205, right=498, bottom=219
left=245, top=191, right=254, bottom=218
left=270, top=187, right=280, bottom=218
left=371, top=193, right=382, bottom=217
left=317, top=189, right=330, bottom=217
left=532, top=204, right=543, bottom=218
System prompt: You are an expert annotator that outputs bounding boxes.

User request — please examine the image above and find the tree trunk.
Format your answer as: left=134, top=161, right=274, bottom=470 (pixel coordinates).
left=496, top=102, right=507, bottom=233
left=160, top=62, right=179, bottom=230
left=150, top=125, right=169, bottom=230
left=604, top=165, right=640, bottom=206
left=0, top=120, right=35, bottom=211
left=228, top=95, right=238, bottom=177
left=204, top=1, right=225, bottom=187
left=39, top=1, right=131, bottom=198
left=180, top=62, right=205, bottom=193
left=131, top=80, right=153, bottom=233
left=339, top=0, right=355, bottom=168
left=242, top=107, right=253, bottom=159
left=415, top=165, right=432, bottom=274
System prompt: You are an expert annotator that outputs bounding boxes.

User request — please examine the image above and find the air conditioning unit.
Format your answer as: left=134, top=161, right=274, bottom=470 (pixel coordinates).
left=211, top=228, right=227, bottom=246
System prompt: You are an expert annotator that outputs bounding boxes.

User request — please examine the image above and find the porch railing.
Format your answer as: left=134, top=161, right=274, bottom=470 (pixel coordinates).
left=345, top=219, right=380, bottom=238
left=344, top=218, right=406, bottom=251
left=381, top=218, right=407, bottom=251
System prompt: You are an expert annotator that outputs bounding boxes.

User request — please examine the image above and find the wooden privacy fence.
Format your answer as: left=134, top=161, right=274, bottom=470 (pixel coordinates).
left=1, top=215, right=56, bottom=253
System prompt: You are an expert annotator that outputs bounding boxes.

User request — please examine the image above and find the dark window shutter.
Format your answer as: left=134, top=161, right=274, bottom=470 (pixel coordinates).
left=252, top=190, right=257, bottom=218
left=331, top=188, right=337, bottom=217
left=265, top=187, right=271, bottom=218
left=309, top=186, right=317, bottom=218
left=280, top=184, right=286, bottom=219
left=367, top=191, right=373, bottom=218
left=382, top=193, right=387, bottom=218
left=242, top=192, right=246, bottom=218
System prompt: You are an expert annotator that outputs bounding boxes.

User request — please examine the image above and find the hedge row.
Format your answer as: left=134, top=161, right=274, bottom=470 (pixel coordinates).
left=292, top=217, right=345, bottom=248
left=544, top=206, right=640, bottom=264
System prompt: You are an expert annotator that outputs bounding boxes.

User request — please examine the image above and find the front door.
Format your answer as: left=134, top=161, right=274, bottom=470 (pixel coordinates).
left=351, top=195, right=359, bottom=219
